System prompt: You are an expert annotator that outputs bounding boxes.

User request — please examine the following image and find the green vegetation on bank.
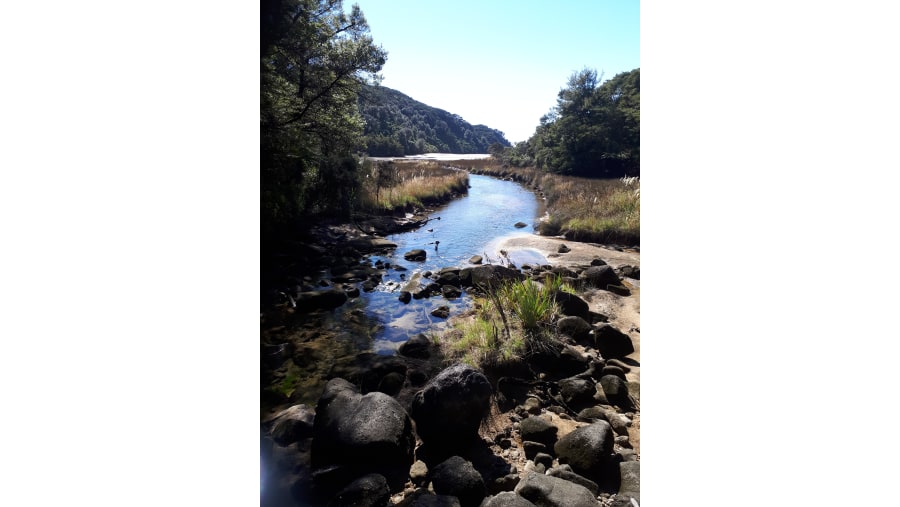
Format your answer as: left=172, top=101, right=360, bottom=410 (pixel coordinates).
left=358, top=84, right=510, bottom=156
left=491, top=68, right=639, bottom=178
left=443, top=276, right=564, bottom=369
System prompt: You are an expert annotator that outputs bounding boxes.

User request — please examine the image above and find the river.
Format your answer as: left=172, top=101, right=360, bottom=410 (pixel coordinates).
left=334, top=173, right=548, bottom=355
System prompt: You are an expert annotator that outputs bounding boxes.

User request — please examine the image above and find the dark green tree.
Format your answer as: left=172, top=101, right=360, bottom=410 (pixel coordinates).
left=520, top=68, right=639, bottom=177
left=261, top=0, right=387, bottom=239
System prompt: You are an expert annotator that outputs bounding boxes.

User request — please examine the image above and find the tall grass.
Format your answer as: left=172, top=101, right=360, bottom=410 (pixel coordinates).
left=358, top=159, right=468, bottom=214
left=441, top=278, right=559, bottom=370
left=448, top=160, right=640, bottom=245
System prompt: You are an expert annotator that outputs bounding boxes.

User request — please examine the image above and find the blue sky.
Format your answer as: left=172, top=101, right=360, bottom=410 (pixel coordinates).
left=355, top=0, right=640, bottom=144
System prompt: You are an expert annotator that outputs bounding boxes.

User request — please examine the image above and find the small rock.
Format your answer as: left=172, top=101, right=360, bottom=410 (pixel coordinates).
left=469, top=255, right=483, bottom=265
left=431, top=306, right=451, bottom=319
left=404, top=249, right=427, bottom=261
left=514, top=222, right=528, bottom=228
left=399, top=291, right=412, bottom=304
left=557, top=244, right=571, bottom=253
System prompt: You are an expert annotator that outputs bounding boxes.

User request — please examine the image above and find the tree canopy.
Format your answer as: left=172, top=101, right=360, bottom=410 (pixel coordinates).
left=498, top=68, right=640, bottom=178
left=261, top=0, right=387, bottom=236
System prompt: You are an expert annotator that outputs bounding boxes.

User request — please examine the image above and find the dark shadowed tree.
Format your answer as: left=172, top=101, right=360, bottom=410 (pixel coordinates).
left=261, top=0, right=387, bottom=240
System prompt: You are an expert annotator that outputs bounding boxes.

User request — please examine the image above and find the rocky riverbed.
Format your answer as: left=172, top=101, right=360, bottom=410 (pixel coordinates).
left=261, top=214, right=640, bottom=507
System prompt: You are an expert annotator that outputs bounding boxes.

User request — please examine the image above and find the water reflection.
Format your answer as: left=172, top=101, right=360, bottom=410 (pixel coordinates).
left=338, top=174, right=543, bottom=354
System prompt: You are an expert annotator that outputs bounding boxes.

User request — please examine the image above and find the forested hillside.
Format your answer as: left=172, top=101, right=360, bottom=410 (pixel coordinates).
left=494, top=68, right=639, bottom=178
left=358, top=84, right=511, bottom=156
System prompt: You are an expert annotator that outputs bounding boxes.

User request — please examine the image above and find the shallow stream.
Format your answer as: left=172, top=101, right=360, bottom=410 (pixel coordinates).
left=334, top=173, right=547, bottom=354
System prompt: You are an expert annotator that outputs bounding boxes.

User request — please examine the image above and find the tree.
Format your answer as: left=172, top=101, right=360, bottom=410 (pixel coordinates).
left=524, top=68, right=640, bottom=178
left=261, top=0, right=387, bottom=238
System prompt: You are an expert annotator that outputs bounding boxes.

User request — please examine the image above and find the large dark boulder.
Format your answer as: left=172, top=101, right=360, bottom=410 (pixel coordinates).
left=430, top=456, right=486, bottom=507
left=558, top=376, right=598, bottom=409
left=410, top=364, right=493, bottom=450
left=295, top=289, right=348, bottom=312
left=581, top=265, right=621, bottom=289
left=553, top=421, right=614, bottom=482
left=514, top=473, right=598, bottom=507
left=592, top=324, right=634, bottom=359
left=311, top=378, right=415, bottom=493
left=328, top=473, right=390, bottom=507
left=556, top=316, right=592, bottom=341
left=553, top=291, right=590, bottom=320
left=519, top=416, right=559, bottom=449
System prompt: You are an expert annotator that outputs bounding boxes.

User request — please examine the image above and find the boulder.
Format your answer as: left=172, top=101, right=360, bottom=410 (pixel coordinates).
left=546, top=467, right=599, bottom=496
left=590, top=258, right=607, bottom=266
left=558, top=376, right=598, bottom=409
left=514, top=472, right=597, bottom=507
left=553, top=421, right=614, bottom=481
left=410, top=365, right=493, bottom=451
left=311, top=378, right=415, bottom=492
left=605, top=285, right=631, bottom=297
left=557, top=244, right=571, bottom=253
left=556, top=316, right=592, bottom=341
left=404, top=249, right=427, bottom=261
left=295, top=289, right=348, bottom=312
left=482, top=491, right=537, bottom=507
left=441, top=285, right=462, bottom=299
left=431, top=306, right=451, bottom=319
left=592, top=324, right=634, bottom=359
left=438, top=271, right=461, bottom=287
left=581, top=265, right=621, bottom=289
left=459, top=265, right=524, bottom=289
left=554, top=291, right=590, bottom=320
left=599, top=375, right=633, bottom=410
left=430, top=456, right=486, bottom=507
left=328, top=473, right=390, bottom=507
left=519, top=416, right=558, bottom=448
left=399, top=291, right=412, bottom=304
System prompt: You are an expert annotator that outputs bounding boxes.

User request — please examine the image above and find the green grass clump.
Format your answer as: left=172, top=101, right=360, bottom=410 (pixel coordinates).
left=440, top=278, right=560, bottom=370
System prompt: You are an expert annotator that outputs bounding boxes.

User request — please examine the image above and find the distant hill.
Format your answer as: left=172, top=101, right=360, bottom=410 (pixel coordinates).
left=358, top=84, right=511, bottom=156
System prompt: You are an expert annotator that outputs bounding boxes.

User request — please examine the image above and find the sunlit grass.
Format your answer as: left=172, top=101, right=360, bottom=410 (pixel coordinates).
left=359, top=160, right=469, bottom=213
left=447, top=161, right=640, bottom=245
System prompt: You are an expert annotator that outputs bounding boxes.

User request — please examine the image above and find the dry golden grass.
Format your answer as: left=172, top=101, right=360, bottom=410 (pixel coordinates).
left=359, top=160, right=469, bottom=214
left=448, top=161, right=640, bottom=245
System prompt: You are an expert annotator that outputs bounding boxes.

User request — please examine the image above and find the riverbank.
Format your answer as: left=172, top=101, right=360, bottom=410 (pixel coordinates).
left=261, top=170, right=640, bottom=506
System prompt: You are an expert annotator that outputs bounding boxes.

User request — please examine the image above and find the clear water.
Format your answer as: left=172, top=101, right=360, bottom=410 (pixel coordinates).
left=335, top=174, right=546, bottom=354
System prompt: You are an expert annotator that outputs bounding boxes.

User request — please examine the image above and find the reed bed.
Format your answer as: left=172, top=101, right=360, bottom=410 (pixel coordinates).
left=448, top=161, right=640, bottom=245
left=358, top=160, right=469, bottom=214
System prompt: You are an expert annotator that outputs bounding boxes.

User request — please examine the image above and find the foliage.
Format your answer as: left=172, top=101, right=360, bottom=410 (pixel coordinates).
left=357, top=84, right=511, bottom=156
left=261, top=0, right=387, bottom=239
left=494, top=68, right=640, bottom=178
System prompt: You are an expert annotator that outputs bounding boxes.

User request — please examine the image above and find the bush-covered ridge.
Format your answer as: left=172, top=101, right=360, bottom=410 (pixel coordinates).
left=358, top=84, right=511, bottom=156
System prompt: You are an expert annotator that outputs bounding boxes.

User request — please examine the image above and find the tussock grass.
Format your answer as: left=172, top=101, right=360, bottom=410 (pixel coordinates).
left=448, top=161, right=640, bottom=245
left=441, top=278, right=559, bottom=370
left=359, top=160, right=468, bottom=214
